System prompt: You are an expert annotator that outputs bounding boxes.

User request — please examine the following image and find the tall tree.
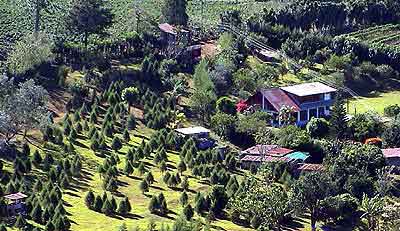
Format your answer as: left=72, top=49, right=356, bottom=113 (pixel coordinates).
left=330, top=92, right=348, bottom=139
left=161, top=0, right=188, bottom=26
left=190, top=60, right=216, bottom=122
left=67, top=0, right=113, bottom=49
left=291, top=172, right=336, bottom=231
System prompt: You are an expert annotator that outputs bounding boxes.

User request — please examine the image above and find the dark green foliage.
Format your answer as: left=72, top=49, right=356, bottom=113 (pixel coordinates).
left=348, top=112, right=383, bottom=142
left=127, top=115, right=136, bottom=130
left=330, top=95, right=348, bottom=139
left=148, top=196, right=158, bottom=214
left=183, top=204, right=194, bottom=220
left=111, top=136, right=123, bottom=151
left=209, top=185, right=228, bottom=214
left=14, top=214, right=26, bottom=228
left=46, top=221, right=55, bottom=231
left=94, top=195, right=103, bottom=212
left=117, top=197, right=131, bottom=215
left=138, top=162, right=146, bottom=175
left=101, top=199, right=113, bottom=215
left=123, top=161, right=133, bottom=176
left=180, top=191, right=188, bottom=206
left=123, top=129, right=130, bottom=142
left=145, top=172, right=154, bottom=185
left=67, top=0, right=113, bottom=48
left=110, top=196, right=117, bottom=212
left=177, top=160, right=186, bottom=173
left=85, top=190, right=95, bottom=209
left=32, top=150, right=42, bottom=166
left=383, top=117, right=400, bottom=148
left=384, top=104, right=400, bottom=117
left=139, top=180, right=149, bottom=194
left=306, top=118, right=330, bottom=138
left=31, top=204, right=43, bottom=223
left=0, top=224, right=6, bottom=231
left=161, top=0, right=188, bottom=26
left=181, top=176, right=189, bottom=191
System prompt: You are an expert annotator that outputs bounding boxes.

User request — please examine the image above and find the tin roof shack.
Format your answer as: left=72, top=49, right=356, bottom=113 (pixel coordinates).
left=158, top=23, right=201, bottom=62
left=3, top=192, right=27, bottom=217
left=175, top=126, right=215, bottom=150
left=295, top=163, right=326, bottom=177
left=240, top=145, right=309, bottom=169
left=382, top=148, right=400, bottom=173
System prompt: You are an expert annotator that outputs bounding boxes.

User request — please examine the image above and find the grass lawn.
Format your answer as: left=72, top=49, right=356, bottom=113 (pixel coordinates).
left=348, top=90, right=400, bottom=115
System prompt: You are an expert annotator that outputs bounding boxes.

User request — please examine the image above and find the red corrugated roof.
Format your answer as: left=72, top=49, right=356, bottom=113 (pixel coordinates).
left=382, top=148, right=400, bottom=158
left=261, top=88, right=300, bottom=112
left=241, top=155, right=290, bottom=163
left=298, top=164, right=325, bottom=171
left=242, top=145, right=293, bottom=157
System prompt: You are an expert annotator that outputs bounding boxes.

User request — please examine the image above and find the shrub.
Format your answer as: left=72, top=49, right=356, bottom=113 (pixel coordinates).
left=306, top=117, right=330, bottom=138
left=384, top=104, right=400, bottom=117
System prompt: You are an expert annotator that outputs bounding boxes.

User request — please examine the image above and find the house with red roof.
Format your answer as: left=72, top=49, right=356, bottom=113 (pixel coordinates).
left=245, top=82, right=337, bottom=126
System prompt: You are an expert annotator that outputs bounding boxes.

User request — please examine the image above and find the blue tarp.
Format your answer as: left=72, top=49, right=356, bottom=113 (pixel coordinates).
left=285, top=151, right=309, bottom=161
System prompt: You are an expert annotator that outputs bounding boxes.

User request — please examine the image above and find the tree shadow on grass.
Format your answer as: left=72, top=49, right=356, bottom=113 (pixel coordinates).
left=150, top=185, right=165, bottom=191
left=210, top=225, right=227, bottom=231
left=64, top=191, right=81, bottom=198
left=72, top=140, right=88, bottom=149
left=123, top=213, right=144, bottom=220
left=281, top=217, right=305, bottom=231
left=127, top=175, right=142, bottom=181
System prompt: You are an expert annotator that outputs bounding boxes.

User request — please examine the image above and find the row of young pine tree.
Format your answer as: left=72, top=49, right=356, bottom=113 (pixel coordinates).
left=85, top=191, right=132, bottom=216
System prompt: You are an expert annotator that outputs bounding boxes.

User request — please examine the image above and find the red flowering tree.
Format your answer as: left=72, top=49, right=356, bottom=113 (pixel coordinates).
left=236, top=100, right=248, bottom=113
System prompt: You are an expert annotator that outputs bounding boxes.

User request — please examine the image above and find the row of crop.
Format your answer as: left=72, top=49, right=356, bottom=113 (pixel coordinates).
left=372, top=33, right=400, bottom=46
left=350, top=24, right=400, bottom=42
left=332, top=35, right=400, bottom=71
left=345, top=24, right=395, bottom=37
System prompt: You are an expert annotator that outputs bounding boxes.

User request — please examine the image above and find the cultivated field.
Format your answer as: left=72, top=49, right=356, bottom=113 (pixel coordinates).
left=341, top=24, right=400, bottom=47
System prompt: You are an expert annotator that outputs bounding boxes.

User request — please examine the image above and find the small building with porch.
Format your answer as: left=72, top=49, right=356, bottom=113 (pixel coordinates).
left=3, top=192, right=27, bottom=217
left=245, top=82, right=337, bottom=126
left=175, top=126, right=215, bottom=150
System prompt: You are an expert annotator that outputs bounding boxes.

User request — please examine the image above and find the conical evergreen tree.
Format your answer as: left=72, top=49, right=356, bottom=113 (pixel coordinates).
left=148, top=196, right=158, bottom=214
left=101, top=199, right=113, bottom=215
left=31, top=204, right=43, bottom=223
left=139, top=180, right=149, bottom=194
left=123, top=129, right=130, bottom=142
left=94, top=195, right=103, bottom=212
left=180, top=191, right=188, bottom=206
left=330, top=92, right=348, bottom=139
left=183, top=204, right=194, bottom=220
left=14, top=214, right=26, bottom=228
left=85, top=190, right=95, bottom=208
left=145, top=172, right=154, bottom=185
left=123, top=161, right=133, bottom=176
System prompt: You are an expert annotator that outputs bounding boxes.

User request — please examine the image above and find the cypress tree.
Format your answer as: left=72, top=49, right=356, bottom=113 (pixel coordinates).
left=178, top=160, right=186, bottom=173
left=85, top=190, right=95, bottom=208
left=32, top=150, right=42, bottom=166
left=123, top=161, right=133, bottom=176
left=181, top=176, right=189, bottom=191
left=145, top=172, right=154, bottom=185
left=183, top=204, right=194, bottom=220
left=54, top=216, right=65, bottom=231
left=45, top=221, right=55, bottom=231
left=111, top=136, right=123, bottom=151
left=22, top=142, right=30, bottom=158
left=148, top=196, right=158, bottom=214
left=160, top=160, right=167, bottom=173
left=127, top=115, right=136, bottom=130
left=31, top=204, right=43, bottom=223
left=42, top=208, right=51, bottom=224
left=94, top=195, right=103, bottom=212
left=138, top=162, right=146, bottom=175
left=123, top=129, right=130, bottom=142
left=101, top=199, right=113, bottom=215
left=110, top=196, right=117, bottom=212
left=330, top=92, right=348, bottom=139
left=14, top=214, right=26, bottom=228
left=163, top=172, right=171, bottom=185
left=180, top=191, right=188, bottom=206
left=117, top=198, right=128, bottom=215
left=124, top=197, right=131, bottom=213
left=139, top=180, right=149, bottom=194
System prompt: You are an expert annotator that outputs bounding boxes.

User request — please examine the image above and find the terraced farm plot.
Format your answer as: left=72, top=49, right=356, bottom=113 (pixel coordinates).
left=341, top=24, right=400, bottom=47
